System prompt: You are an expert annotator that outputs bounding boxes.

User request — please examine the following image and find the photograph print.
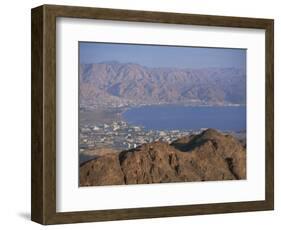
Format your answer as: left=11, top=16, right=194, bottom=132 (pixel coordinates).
left=79, top=42, right=246, bottom=187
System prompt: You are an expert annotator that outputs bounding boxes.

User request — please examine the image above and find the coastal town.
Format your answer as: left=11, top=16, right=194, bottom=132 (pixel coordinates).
left=79, top=120, right=192, bottom=153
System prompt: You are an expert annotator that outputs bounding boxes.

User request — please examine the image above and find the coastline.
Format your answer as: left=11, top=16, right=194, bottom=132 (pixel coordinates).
left=79, top=104, right=246, bottom=165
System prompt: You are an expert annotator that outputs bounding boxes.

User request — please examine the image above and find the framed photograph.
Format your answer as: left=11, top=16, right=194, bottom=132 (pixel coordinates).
left=31, top=4, right=274, bottom=225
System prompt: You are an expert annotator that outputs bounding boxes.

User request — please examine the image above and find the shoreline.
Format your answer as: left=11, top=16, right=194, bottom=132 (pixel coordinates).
left=79, top=105, right=246, bottom=164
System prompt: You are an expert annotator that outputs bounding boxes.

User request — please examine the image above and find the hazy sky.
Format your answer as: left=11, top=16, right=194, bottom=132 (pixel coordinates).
left=79, top=42, right=246, bottom=69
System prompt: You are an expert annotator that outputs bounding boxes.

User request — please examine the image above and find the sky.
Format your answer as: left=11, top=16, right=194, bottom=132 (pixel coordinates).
left=79, top=42, right=246, bottom=69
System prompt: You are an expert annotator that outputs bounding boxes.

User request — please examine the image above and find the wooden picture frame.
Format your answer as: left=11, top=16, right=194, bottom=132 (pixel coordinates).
left=31, top=4, right=274, bottom=225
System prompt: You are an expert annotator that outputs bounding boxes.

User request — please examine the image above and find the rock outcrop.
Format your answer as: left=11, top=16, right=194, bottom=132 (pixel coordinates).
left=79, top=129, right=246, bottom=186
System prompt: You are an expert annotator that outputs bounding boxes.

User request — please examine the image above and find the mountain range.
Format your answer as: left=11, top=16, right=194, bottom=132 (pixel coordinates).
left=80, top=61, right=246, bottom=108
left=79, top=129, right=246, bottom=186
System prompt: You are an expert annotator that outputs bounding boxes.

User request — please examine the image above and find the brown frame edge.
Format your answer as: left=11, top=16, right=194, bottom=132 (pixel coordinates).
left=31, top=4, right=274, bottom=225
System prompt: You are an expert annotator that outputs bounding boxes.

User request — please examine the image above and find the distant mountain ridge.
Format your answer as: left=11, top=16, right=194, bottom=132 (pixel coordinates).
left=80, top=61, right=246, bottom=108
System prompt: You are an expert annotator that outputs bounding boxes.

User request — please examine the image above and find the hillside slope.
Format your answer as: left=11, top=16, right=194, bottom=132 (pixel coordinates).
left=79, top=129, right=246, bottom=186
left=80, top=62, right=246, bottom=107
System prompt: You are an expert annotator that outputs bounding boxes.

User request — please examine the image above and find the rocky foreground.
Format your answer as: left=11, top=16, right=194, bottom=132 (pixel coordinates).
left=79, top=129, right=246, bottom=186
